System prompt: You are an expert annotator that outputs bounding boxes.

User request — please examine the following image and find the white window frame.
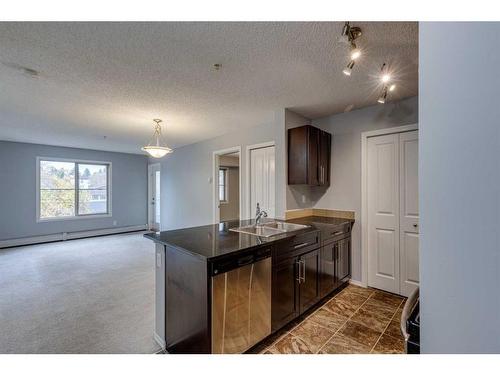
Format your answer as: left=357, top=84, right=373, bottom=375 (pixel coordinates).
left=218, top=167, right=229, bottom=204
left=36, top=157, right=113, bottom=222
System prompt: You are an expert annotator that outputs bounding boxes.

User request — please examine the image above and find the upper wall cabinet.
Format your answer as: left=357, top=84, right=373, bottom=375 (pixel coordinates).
left=288, top=125, right=331, bottom=186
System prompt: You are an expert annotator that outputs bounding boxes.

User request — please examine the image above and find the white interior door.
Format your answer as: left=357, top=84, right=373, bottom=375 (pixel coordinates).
left=250, top=146, right=275, bottom=218
left=367, top=133, right=400, bottom=294
left=148, top=164, right=161, bottom=231
left=399, top=130, right=419, bottom=297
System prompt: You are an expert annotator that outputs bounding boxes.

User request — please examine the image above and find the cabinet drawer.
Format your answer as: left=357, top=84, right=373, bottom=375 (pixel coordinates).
left=322, top=222, right=351, bottom=244
left=291, top=231, right=320, bottom=249
left=274, top=231, right=320, bottom=263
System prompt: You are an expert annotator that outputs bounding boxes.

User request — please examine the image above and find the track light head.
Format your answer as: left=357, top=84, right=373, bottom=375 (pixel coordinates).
left=377, top=89, right=388, bottom=104
left=350, top=43, right=361, bottom=60
left=343, top=60, right=355, bottom=76
left=389, top=84, right=396, bottom=92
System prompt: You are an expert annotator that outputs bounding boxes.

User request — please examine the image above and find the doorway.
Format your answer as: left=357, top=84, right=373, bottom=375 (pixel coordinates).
left=247, top=143, right=276, bottom=219
left=213, top=147, right=242, bottom=223
left=362, top=125, right=419, bottom=297
left=148, top=163, right=161, bottom=231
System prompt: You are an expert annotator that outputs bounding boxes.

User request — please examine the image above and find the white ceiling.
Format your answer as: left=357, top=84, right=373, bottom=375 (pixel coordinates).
left=0, top=22, right=418, bottom=154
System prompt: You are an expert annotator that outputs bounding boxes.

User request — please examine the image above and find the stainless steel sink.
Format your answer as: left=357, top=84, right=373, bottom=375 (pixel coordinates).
left=261, top=222, right=309, bottom=232
left=230, top=222, right=309, bottom=237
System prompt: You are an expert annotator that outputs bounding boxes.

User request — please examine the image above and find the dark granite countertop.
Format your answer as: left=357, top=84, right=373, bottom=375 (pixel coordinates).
left=144, top=216, right=354, bottom=261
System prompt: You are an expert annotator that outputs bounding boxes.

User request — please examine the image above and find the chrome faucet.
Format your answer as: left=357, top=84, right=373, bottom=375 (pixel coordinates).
left=255, top=203, right=268, bottom=225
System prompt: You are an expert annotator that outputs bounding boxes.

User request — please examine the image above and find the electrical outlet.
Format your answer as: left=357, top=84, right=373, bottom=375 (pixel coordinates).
left=113, top=220, right=117, bottom=226
left=302, top=194, right=306, bottom=203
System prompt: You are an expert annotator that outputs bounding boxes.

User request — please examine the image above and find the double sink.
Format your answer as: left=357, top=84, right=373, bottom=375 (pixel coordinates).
left=230, top=221, right=309, bottom=238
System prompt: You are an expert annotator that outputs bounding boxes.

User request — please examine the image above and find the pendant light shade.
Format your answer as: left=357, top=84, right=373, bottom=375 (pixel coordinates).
left=141, top=119, right=173, bottom=158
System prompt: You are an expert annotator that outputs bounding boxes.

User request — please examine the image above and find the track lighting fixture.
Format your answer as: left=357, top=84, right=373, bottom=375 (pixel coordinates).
left=377, top=63, right=396, bottom=104
left=341, top=22, right=362, bottom=77
left=343, top=60, right=355, bottom=76
left=377, top=87, right=388, bottom=104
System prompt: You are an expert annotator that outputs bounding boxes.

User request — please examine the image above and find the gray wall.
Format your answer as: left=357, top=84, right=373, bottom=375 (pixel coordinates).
left=159, top=111, right=286, bottom=230
left=311, top=96, right=418, bottom=282
left=420, top=23, right=500, bottom=353
left=0, top=141, right=148, bottom=240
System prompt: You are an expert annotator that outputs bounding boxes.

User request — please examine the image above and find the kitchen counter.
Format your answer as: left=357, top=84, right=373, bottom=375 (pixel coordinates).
left=145, top=215, right=354, bottom=353
left=144, top=216, right=354, bottom=261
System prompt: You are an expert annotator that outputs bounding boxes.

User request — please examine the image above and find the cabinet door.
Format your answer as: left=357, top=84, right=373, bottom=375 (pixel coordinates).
left=298, top=249, right=320, bottom=313
left=307, top=126, right=320, bottom=186
left=272, top=257, right=298, bottom=331
left=319, top=130, right=331, bottom=186
left=319, top=244, right=335, bottom=298
left=335, top=238, right=351, bottom=283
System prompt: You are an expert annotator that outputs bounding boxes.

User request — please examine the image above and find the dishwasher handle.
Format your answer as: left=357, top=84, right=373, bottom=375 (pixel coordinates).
left=211, top=247, right=272, bottom=276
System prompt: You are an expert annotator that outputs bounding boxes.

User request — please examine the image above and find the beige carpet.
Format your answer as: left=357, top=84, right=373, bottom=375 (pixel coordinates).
left=0, top=232, right=160, bottom=354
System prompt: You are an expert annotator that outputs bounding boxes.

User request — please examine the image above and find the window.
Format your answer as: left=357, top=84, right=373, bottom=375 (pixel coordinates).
left=38, top=158, right=111, bottom=220
left=218, top=168, right=228, bottom=203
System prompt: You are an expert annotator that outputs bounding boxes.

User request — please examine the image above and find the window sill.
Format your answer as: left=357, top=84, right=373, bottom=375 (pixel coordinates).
left=37, top=213, right=112, bottom=223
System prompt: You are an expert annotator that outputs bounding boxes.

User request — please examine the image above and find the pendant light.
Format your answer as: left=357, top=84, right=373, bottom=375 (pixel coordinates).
left=141, top=119, right=173, bottom=158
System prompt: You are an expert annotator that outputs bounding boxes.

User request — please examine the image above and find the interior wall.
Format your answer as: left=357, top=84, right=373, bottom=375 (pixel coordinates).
left=311, top=96, right=418, bottom=282
left=420, top=22, right=500, bottom=353
left=0, top=141, right=148, bottom=241
left=158, top=111, right=286, bottom=230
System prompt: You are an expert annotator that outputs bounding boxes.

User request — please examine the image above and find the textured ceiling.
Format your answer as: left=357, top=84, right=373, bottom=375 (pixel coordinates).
left=0, top=22, right=418, bottom=154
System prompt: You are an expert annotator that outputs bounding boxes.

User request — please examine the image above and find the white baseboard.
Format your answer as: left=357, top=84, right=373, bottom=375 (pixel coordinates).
left=349, top=279, right=367, bottom=288
left=154, top=333, right=166, bottom=350
left=0, top=225, right=148, bottom=249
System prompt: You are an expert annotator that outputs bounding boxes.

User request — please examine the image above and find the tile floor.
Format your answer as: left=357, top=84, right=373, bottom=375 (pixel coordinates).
left=257, top=284, right=406, bottom=354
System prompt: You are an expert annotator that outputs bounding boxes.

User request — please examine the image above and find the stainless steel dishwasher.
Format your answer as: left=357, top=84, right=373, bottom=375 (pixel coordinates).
left=211, top=247, right=272, bottom=354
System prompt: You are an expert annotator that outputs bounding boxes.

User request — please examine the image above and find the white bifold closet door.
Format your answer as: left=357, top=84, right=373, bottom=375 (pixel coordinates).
left=250, top=146, right=275, bottom=219
left=367, top=130, right=419, bottom=297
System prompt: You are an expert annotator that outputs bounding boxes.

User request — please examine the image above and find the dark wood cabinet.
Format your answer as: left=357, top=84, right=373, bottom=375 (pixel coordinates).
left=272, top=257, right=298, bottom=330
left=298, top=249, right=320, bottom=313
left=288, top=125, right=331, bottom=186
left=319, top=236, right=352, bottom=298
left=319, top=242, right=336, bottom=298
left=335, top=238, right=351, bottom=283
left=271, top=236, right=321, bottom=331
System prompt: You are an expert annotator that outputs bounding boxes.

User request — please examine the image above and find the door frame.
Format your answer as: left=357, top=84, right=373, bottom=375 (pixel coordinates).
left=245, top=141, right=276, bottom=220
left=212, top=146, right=242, bottom=224
left=148, top=163, right=161, bottom=231
left=361, top=124, right=418, bottom=287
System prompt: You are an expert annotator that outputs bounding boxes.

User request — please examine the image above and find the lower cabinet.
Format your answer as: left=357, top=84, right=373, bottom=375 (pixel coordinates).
left=319, top=237, right=351, bottom=299
left=271, top=234, right=352, bottom=333
left=336, top=237, right=351, bottom=282
left=272, top=256, right=298, bottom=330
left=298, top=249, right=320, bottom=313
left=272, top=248, right=320, bottom=331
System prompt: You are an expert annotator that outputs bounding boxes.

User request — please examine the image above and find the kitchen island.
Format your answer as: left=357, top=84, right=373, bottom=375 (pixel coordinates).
left=145, top=216, right=353, bottom=354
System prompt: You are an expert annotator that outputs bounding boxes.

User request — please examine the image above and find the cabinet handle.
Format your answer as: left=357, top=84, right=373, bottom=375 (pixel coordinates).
left=296, top=260, right=302, bottom=283
left=293, top=242, right=310, bottom=249
left=298, top=259, right=305, bottom=283
left=331, top=231, right=344, bottom=237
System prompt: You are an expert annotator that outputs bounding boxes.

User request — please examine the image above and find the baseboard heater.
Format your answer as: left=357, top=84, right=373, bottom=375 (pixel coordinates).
left=0, top=224, right=149, bottom=249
